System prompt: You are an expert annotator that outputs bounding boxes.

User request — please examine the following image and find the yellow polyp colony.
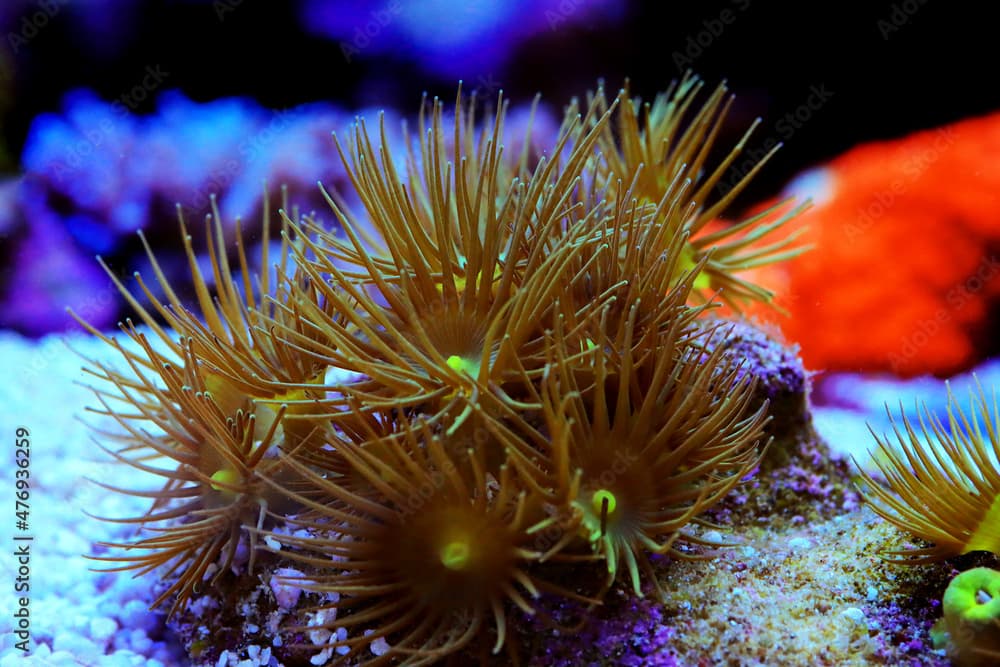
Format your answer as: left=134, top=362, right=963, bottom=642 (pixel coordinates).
left=79, top=78, right=803, bottom=664
left=75, top=200, right=333, bottom=616
left=859, top=381, right=1000, bottom=562
left=586, top=74, right=808, bottom=308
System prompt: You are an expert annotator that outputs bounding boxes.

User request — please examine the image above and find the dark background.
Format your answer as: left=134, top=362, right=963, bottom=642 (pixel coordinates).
left=2, top=0, right=993, bottom=208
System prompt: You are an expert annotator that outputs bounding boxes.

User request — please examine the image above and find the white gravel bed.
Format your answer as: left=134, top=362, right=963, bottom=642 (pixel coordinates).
left=0, top=328, right=185, bottom=666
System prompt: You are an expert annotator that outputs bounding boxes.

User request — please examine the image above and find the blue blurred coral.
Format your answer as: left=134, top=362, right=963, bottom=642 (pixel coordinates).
left=6, top=90, right=362, bottom=333
left=4, top=87, right=562, bottom=335
left=299, top=0, right=624, bottom=79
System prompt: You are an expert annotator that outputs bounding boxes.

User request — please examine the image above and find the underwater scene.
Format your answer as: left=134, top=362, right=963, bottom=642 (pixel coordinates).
left=2, top=1, right=1000, bottom=665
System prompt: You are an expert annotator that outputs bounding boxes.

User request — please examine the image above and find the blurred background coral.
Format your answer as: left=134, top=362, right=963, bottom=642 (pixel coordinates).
left=2, top=0, right=999, bottom=384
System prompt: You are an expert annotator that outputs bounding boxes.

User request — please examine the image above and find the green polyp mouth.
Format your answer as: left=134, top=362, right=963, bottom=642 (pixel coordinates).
left=591, top=489, right=617, bottom=516
left=679, top=245, right=711, bottom=290
left=209, top=468, right=240, bottom=493
left=445, top=354, right=477, bottom=375
left=440, top=540, right=471, bottom=571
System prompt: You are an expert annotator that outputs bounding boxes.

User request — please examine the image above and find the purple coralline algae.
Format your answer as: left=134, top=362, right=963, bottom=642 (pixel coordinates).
left=697, top=316, right=810, bottom=440
left=521, top=592, right=680, bottom=667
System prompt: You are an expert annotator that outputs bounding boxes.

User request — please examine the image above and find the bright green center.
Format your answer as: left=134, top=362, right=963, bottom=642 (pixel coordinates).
left=446, top=355, right=476, bottom=374
left=592, top=489, right=617, bottom=515
left=209, top=468, right=239, bottom=492
left=680, top=245, right=711, bottom=290
left=440, top=540, right=471, bottom=571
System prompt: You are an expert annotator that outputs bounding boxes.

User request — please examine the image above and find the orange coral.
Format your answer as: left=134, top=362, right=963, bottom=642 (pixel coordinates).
left=744, top=112, right=1000, bottom=377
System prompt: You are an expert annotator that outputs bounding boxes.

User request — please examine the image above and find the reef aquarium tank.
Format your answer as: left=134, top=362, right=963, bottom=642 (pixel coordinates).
left=3, top=1, right=1000, bottom=665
